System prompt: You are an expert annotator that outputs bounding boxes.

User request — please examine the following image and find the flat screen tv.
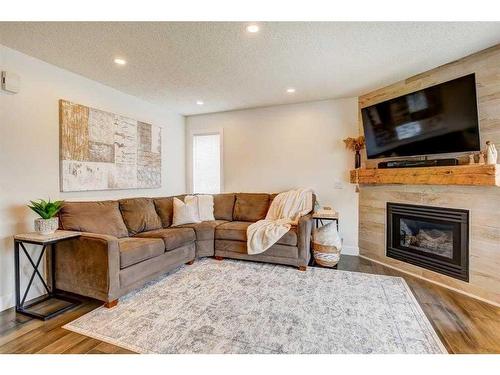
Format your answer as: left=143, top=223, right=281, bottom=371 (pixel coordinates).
left=361, top=74, right=480, bottom=159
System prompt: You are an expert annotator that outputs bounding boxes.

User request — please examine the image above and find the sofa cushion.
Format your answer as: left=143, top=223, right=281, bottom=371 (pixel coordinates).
left=154, top=195, right=186, bottom=228
left=233, top=193, right=270, bottom=222
left=213, top=194, right=236, bottom=221
left=59, top=201, right=129, bottom=238
left=135, top=227, right=195, bottom=251
left=177, top=220, right=228, bottom=241
left=119, top=237, right=165, bottom=269
left=215, top=221, right=297, bottom=246
left=119, top=198, right=162, bottom=235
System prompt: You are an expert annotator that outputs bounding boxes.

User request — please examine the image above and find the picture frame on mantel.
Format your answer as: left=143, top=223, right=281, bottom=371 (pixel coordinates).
left=59, top=99, right=162, bottom=192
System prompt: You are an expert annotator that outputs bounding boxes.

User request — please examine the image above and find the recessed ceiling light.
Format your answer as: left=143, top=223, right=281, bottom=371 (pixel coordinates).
left=114, top=58, right=127, bottom=65
left=196, top=100, right=204, bottom=105
left=246, top=24, right=259, bottom=33
left=286, top=88, right=296, bottom=93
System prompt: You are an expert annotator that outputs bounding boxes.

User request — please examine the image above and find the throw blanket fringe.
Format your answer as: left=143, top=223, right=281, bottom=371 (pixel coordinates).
left=247, top=188, right=313, bottom=255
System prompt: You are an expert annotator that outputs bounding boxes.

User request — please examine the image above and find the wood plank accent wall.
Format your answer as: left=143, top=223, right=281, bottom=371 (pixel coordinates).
left=357, top=44, right=500, bottom=306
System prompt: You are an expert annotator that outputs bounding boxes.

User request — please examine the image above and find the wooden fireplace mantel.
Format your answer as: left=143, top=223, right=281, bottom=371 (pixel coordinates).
left=349, top=164, right=500, bottom=186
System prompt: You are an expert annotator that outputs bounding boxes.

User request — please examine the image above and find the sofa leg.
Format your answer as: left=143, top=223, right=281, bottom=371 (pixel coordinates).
left=298, top=266, right=307, bottom=272
left=186, top=259, right=195, bottom=265
left=214, top=256, right=224, bottom=261
left=104, top=299, right=118, bottom=309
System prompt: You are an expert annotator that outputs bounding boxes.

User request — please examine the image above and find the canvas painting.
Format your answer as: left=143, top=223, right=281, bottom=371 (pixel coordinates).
left=59, top=100, right=161, bottom=191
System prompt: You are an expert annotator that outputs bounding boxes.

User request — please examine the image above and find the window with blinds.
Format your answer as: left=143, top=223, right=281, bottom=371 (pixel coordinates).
left=192, top=133, right=221, bottom=194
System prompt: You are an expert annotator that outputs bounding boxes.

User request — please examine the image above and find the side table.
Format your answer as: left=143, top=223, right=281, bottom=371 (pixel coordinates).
left=312, top=211, right=339, bottom=230
left=309, top=211, right=340, bottom=269
left=14, top=230, right=81, bottom=320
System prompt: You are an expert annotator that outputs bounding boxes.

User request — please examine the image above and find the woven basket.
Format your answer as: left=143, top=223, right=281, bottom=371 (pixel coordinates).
left=312, top=242, right=341, bottom=267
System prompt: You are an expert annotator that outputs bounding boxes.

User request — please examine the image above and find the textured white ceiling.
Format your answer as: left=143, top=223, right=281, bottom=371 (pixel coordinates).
left=1, top=22, right=499, bottom=115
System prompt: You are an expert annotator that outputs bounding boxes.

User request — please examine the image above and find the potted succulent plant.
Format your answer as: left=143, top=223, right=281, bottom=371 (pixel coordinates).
left=28, top=199, right=64, bottom=235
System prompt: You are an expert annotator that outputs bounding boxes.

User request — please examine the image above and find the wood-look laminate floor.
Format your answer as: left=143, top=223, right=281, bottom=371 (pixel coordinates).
left=1, top=255, right=499, bottom=354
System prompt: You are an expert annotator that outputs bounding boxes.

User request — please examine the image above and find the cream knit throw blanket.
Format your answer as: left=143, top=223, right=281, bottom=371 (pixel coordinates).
left=247, top=188, right=313, bottom=255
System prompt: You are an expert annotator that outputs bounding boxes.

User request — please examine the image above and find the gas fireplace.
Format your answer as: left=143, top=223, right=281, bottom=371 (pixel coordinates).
left=386, top=203, right=469, bottom=281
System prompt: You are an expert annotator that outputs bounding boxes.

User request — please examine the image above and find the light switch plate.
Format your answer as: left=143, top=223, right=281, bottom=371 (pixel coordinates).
left=1, top=71, right=21, bottom=93
left=333, top=178, right=344, bottom=189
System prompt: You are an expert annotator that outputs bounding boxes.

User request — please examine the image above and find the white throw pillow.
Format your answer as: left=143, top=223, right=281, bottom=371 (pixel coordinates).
left=172, top=197, right=201, bottom=226
left=196, top=194, right=215, bottom=221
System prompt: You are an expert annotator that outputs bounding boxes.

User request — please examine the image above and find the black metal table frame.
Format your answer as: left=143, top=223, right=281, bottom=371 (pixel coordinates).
left=14, top=238, right=81, bottom=320
left=314, top=217, right=339, bottom=230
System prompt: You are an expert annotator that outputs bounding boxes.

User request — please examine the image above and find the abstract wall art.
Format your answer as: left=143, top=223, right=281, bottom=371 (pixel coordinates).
left=59, top=100, right=162, bottom=192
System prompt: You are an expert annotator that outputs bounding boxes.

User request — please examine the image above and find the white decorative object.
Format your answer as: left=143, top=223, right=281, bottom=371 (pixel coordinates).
left=486, top=141, right=498, bottom=165
left=469, top=154, right=475, bottom=165
left=478, top=151, right=486, bottom=165
left=172, top=197, right=201, bottom=226
left=312, top=222, right=342, bottom=267
left=34, top=217, right=59, bottom=235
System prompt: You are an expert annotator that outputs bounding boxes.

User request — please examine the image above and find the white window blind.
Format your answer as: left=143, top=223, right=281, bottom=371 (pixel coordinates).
left=192, top=133, right=221, bottom=194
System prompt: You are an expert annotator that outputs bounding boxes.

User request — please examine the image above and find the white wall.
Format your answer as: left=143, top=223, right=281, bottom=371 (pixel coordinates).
left=186, top=98, right=359, bottom=254
left=0, top=45, right=186, bottom=311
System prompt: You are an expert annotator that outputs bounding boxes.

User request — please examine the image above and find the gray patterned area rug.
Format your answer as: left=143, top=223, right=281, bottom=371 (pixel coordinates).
left=64, top=258, right=447, bottom=354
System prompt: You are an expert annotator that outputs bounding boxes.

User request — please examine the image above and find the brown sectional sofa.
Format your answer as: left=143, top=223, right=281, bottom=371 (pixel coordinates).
left=55, top=193, right=313, bottom=306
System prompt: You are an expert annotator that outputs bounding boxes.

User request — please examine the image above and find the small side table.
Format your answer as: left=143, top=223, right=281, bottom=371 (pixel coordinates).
left=14, top=230, right=81, bottom=320
left=310, top=211, right=340, bottom=269
left=312, top=211, right=339, bottom=230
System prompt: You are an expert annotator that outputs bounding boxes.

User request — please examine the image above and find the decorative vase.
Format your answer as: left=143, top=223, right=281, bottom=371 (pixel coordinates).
left=355, top=150, right=361, bottom=169
left=34, top=217, right=58, bottom=235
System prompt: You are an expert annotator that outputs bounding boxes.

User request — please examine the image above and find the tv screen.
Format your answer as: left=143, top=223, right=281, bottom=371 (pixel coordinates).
left=361, top=74, right=480, bottom=159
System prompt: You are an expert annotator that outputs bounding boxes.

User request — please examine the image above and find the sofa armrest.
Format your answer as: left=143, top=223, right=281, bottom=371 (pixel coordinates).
left=297, top=213, right=313, bottom=267
left=54, top=232, right=120, bottom=302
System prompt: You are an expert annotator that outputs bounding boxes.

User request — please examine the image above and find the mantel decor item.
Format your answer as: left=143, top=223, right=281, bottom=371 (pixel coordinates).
left=28, top=199, right=64, bottom=235
left=468, top=154, right=475, bottom=165
left=59, top=99, right=162, bottom=192
left=486, top=141, right=498, bottom=165
left=478, top=151, right=486, bottom=165
left=343, top=136, right=365, bottom=169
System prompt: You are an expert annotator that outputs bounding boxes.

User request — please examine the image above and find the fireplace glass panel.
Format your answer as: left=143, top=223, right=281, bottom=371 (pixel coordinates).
left=399, top=218, right=454, bottom=259
left=386, top=202, right=469, bottom=282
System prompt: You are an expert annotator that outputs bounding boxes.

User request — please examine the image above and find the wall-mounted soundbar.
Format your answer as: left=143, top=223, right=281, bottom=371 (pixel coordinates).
left=378, top=158, right=459, bottom=169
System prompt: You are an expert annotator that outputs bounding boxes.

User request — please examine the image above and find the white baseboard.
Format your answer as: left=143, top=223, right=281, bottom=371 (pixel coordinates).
left=0, top=293, right=14, bottom=312
left=341, top=245, right=359, bottom=256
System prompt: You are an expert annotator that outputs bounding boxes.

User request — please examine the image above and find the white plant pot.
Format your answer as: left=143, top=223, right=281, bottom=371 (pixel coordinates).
left=34, top=217, right=59, bottom=235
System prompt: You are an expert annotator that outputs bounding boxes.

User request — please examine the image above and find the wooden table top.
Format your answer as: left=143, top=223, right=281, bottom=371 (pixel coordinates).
left=312, top=211, right=339, bottom=219
left=14, top=230, right=81, bottom=244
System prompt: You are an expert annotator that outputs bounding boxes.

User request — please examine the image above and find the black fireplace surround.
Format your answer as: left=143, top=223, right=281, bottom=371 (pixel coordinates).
left=387, top=203, right=469, bottom=281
